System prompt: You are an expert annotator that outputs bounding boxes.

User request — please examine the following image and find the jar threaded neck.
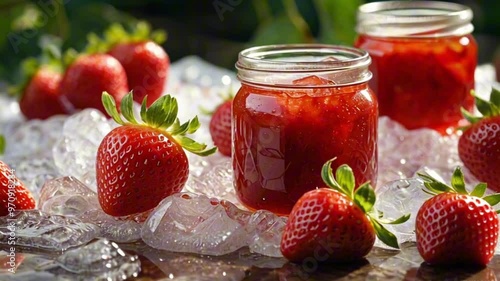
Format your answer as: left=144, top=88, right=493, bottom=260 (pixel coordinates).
left=356, top=1, right=473, bottom=38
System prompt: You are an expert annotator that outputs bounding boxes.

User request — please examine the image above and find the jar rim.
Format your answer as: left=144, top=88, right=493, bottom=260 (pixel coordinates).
left=356, top=1, right=473, bottom=38
left=235, top=44, right=372, bottom=87
left=236, top=44, right=371, bottom=72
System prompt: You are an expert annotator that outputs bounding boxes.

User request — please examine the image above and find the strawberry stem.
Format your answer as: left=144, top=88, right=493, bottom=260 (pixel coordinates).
left=320, top=159, right=410, bottom=249
left=102, top=91, right=217, bottom=157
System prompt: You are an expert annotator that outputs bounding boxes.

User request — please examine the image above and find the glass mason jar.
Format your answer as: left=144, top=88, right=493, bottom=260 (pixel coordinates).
left=233, top=45, right=378, bottom=215
left=355, top=1, right=477, bottom=133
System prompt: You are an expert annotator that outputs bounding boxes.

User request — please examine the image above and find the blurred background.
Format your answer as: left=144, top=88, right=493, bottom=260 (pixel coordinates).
left=0, top=0, right=499, bottom=85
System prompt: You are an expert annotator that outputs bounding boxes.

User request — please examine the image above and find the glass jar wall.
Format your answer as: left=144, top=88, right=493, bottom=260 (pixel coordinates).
left=233, top=45, right=378, bottom=215
left=355, top=1, right=477, bottom=133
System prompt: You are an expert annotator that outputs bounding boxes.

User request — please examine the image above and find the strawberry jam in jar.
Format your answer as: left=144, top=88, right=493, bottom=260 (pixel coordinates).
left=234, top=45, right=377, bottom=215
left=355, top=1, right=477, bottom=133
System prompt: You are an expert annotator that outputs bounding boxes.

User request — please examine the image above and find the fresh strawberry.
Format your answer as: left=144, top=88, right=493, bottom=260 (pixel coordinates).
left=280, top=159, right=409, bottom=263
left=459, top=88, right=500, bottom=191
left=0, top=160, right=36, bottom=216
left=19, top=67, right=66, bottom=120
left=209, top=99, right=232, bottom=157
left=97, top=92, right=216, bottom=216
left=59, top=53, right=129, bottom=114
left=9, top=49, right=68, bottom=120
left=86, top=22, right=169, bottom=106
left=416, top=167, right=500, bottom=266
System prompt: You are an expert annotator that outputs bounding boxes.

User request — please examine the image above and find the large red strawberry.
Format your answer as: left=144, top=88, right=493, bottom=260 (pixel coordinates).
left=59, top=53, right=129, bottom=114
left=459, top=88, right=500, bottom=191
left=416, top=168, right=500, bottom=266
left=86, top=22, right=169, bottom=106
left=209, top=99, right=232, bottom=157
left=280, top=159, right=409, bottom=263
left=0, top=160, right=36, bottom=216
left=97, top=91, right=216, bottom=216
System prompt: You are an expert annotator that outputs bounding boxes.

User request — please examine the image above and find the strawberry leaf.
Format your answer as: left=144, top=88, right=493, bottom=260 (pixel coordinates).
left=475, top=94, right=495, bottom=117
left=321, top=159, right=345, bottom=194
left=482, top=194, right=500, bottom=207
left=102, top=92, right=124, bottom=125
left=187, top=116, right=201, bottom=134
left=377, top=213, right=411, bottom=225
left=140, top=97, right=148, bottom=122
left=176, top=136, right=217, bottom=156
left=120, top=93, right=138, bottom=124
left=470, top=183, right=487, bottom=198
left=491, top=88, right=500, bottom=108
left=450, top=167, right=467, bottom=194
left=142, top=95, right=177, bottom=129
left=169, top=119, right=190, bottom=135
left=0, top=135, right=5, bottom=155
left=104, top=91, right=215, bottom=157
left=460, top=107, right=482, bottom=124
left=370, top=218, right=399, bottom=249
left=417, top=172, right=453, bottom=194
left=159, top=96, right=178, bottom=129
left=85, top=21, right=167, bottom=54
left=335, top=164, right=356, bottom=197
left=353, top=182, right=375, bottom=213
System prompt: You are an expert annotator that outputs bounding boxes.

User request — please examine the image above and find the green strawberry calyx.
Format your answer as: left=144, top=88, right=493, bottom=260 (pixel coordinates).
left=321, top=159, right=410, bottom=249
left=461, top=88, right=500, bottom=127
left=8, top=37, right=63, bottom=98
left=417, top=167, right=500, bottom=212
left=85, top=21, right=167, bottom=54
left=102, top=91, right=217, bottom=157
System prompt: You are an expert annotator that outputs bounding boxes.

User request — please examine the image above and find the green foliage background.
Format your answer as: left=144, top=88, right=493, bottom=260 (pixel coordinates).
left=0, top=0, right=498, bottom=86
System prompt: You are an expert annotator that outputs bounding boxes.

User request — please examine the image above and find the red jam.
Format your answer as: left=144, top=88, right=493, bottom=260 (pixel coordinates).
left=355, top=35, right=477, bottom=132
left=355, top=1, right=477, bottom=133
left=233, top=74, right=377, bottom=215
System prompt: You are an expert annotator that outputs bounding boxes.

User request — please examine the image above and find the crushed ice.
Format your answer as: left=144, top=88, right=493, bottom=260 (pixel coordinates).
left=141, top=192, right=285, bottom=257
left=0, top=210, right=97, bottom=251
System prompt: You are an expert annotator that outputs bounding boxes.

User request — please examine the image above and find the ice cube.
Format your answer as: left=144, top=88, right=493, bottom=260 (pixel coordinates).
left=142, top=192, right=286, bottom=257
left=142, top=192, right=248, bottom=256
left=8, top=157, right=60, bottom=200
left=184, top=158, right=241, bottom=205
left=38, top=176, right=98, bottom=215
left=39, top=176, right=96, bottom=204
left=292, top=75, right=336, bottom=86
left=39, top=176, right=141, bottom=243
left=374, top=178, right=430, bottom=247
left=52, top=109, right=112, bottom=182
left=246, top=210, right=287, bottom=257
left=79, top=210, right=142, bottom=243
left=55, top=239, right=140, bottom=277
left=0, top=210, right=98, bottom=251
